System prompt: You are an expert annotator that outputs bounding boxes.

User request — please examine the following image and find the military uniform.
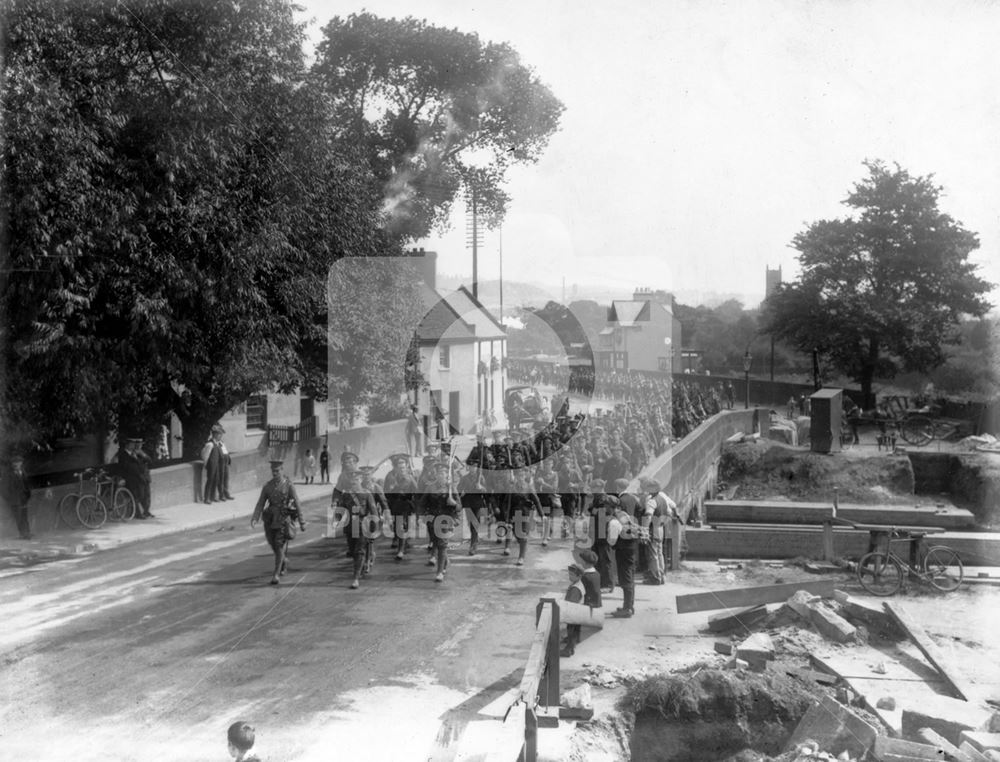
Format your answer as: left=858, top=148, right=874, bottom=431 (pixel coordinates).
left=252, top=463, right=304, bottom=585
left=384, top=457, right=418, bottom=559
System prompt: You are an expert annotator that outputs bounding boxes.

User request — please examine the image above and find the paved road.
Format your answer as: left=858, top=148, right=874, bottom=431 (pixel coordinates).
left=0, top=501, right=581, bottom=761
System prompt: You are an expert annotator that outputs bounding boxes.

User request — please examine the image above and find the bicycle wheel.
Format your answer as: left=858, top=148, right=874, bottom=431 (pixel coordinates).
left=76, top=495, right=108, bottom=529
left=923, top=546, right=963, bottom=592
left=59, top=493, right=81, bottom=528
left=900, top=415, right=933, bottom=446
left=857, top=551, right=903, bottom=596
left=113, top=488, right=136, bottom=522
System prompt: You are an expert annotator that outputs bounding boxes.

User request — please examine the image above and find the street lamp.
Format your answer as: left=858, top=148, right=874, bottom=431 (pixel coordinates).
left=742, top=350, right=753, bottom=409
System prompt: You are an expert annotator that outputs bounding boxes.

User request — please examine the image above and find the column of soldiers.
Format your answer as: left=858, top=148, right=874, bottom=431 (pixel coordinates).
left=281, top=410, right=685, bottom=602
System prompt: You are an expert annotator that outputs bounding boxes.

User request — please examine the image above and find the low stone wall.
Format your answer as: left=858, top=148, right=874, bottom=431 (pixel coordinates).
left=1, top=419, right=408, bottom=541
left=635, top=408, right=759, bottom=523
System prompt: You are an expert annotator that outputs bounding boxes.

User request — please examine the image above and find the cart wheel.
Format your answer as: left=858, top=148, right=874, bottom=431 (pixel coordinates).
left=900, top=416, right=933, bottom=446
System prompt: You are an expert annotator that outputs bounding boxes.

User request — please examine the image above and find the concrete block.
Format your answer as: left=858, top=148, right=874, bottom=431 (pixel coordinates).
left=786, top=693, right=878, bottom=759
left=960, top=732, right=1000, bottom=753
left=982, top=714, right=1000, bottom=733
left=736, top=632, right=775, bottom=662
left=788, top=589, right=820, bottom=618
left=960, top=742, right=991, bottom=762
left=916, top=727, right=973, bottom=762
left=876, top=697, right=897, bottom=711
left=902, top=699, right=993, bottom=747
left=808, top=602, right=857, bottom=643
left=725, top=657, right=749, bottom=671
left=874, top=736, right=946, bottom=761
left=836, top=595, right=903, bottom=637
left=714, top=641, right=733, bottom=655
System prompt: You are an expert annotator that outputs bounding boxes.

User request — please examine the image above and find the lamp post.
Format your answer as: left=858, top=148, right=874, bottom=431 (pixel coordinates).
left=742, top=350, right=753, bottom=409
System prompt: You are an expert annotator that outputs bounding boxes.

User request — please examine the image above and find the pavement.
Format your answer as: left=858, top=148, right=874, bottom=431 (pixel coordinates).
left=0, top=480, right=335, bottom=572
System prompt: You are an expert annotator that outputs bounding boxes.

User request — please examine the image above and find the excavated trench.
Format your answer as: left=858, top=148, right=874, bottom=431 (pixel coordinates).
left=624, top=668, right=815, bottom=762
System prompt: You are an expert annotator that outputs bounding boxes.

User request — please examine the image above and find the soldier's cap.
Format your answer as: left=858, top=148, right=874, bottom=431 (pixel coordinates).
left=422, top=454, right=437, bottom=462
left=127, top=437, right=143, bottom=443
left=341, top=451, right=359, bottom=464
left=612, top=478, right=631, bottom=492
left=211, top=424, right=225, bottom=434
left=640, top=478, right=661, bottom=493
left=268, top=459, right=284, bottom=467
left=567, top=564, right=584, bottom=576
left=358, top=465, right=374, bottom=475
left=390, top=454, right=409, bottom=465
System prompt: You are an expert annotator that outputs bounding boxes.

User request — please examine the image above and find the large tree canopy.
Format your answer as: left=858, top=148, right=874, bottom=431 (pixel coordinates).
left=2, top=0, right=392, bottom=456
left=761, top=161, right=993, bottom=408
left=310, top=12, right=565, bottom=240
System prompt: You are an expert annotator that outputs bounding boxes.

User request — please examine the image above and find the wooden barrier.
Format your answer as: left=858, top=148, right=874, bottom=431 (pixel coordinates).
left=514, top=598, right=562, bottom=762
left=704, top=500, right=976, bottom=529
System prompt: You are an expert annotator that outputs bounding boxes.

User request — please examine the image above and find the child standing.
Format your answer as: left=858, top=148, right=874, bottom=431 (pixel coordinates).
left=303, top=449, right=317, bottom=484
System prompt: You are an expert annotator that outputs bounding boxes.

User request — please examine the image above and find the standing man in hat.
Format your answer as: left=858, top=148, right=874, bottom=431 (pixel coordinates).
left=118, top=437, right=154, bottom=519
left=406, top=405, right=424, bottom=456
left=252, top=460, right=305, bottom=585
left=319, top=444, right=330, bottom=484
left=201, top=425, right=225, bottom=504
left=2, top=453, right=32, bottom=539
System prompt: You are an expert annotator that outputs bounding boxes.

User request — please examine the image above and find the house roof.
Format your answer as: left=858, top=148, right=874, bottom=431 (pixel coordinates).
left=415, top=283, right=476, bottom=343
left=609, top=300, right=650, bottom=326
left=441, top=286, right=507, bottom=340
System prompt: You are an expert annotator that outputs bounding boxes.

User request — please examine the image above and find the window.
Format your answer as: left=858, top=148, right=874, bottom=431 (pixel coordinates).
left=246, top=394, right=268, bottom=430
left=439, top=344, right=450, bottom=369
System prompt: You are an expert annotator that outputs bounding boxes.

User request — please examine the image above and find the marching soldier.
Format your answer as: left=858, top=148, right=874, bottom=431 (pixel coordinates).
left=384, top=454, right=417, bottom=560
left=334, top=470, right=380, bottom=589
left=457, top=463, right=489, bottom=556
left=424, top=460, right=460, bottom=582
left=251, top=460, right=306, bottom=585
left=331, top=450, right=360, bottom=557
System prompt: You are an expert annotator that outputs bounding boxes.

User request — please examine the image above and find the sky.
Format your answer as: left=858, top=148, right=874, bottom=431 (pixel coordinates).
left=298, top=0, right=1000, bottom=308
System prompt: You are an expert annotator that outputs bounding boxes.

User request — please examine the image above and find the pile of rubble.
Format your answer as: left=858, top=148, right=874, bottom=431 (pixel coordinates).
left=700, top=584, right=1000, bottom=762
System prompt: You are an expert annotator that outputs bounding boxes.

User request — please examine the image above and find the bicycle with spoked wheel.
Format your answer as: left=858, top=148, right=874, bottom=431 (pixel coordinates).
left=856, top=528, right=964, bottom=596
left=58, top=467, right=136, bottom=529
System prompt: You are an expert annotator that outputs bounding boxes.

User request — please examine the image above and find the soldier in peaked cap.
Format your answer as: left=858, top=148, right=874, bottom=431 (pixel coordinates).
left=252, top=460, right=306, bottom=585
left=384, top=454, right=417, bottom=560
left=330, top=450, right=361, bottom=556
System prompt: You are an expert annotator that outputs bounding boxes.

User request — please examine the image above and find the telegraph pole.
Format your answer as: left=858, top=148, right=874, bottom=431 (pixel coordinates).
left=465, top=190, right=483, bottom=300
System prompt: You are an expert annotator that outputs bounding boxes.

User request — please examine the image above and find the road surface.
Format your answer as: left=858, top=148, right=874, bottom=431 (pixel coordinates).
left=0, top=502, right=578, bottom=761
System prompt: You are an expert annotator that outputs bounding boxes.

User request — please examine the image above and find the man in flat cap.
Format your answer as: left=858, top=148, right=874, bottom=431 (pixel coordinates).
left=252, top=460, right=305, bottom=585
left=117, top=436, right=154, bottom=519
left=201, top=424, right=226, bottom=504
left=2, top=453, right=32, bottom=539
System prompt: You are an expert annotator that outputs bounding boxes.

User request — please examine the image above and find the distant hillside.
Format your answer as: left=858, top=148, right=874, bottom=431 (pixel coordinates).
left=436, top=276, right=556, bottom=313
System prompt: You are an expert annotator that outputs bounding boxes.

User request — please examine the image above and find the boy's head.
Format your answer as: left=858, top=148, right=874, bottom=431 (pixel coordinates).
left=567, top=564, right=583, bottom=582
left=578, top=549, right=598, bottom=568
left=227, top=722, right=255, bottom=757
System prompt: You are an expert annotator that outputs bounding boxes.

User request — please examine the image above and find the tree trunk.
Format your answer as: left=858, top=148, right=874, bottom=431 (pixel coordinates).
left=178, top=406, right=230, bottom=461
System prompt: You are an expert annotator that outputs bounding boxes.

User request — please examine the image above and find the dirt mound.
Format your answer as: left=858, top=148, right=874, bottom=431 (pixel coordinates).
left=719, top=441, right=916, bottom=504
left=623, top=668, right=814, bottom=762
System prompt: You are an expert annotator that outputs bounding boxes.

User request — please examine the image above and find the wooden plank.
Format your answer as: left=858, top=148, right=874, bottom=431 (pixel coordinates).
left=707, top=603, right=768, bottom=632
left=810, top=652, right=944, bottom=684
left=916, top=728, right=973, bottom=762
left=883, top=601, right=975, bottom=702
left=675, top=579, right=838, bottom=614
left=518, top=602, right=554, bottom=703
left=786, top=693, right=878, bottom=758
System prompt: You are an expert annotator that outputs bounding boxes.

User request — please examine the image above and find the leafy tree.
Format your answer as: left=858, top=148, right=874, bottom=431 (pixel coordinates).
left=761, top=161, right=992, bottom=408
left=2, top=0, right=390, bottom=457
left=310, top=12, right=564, bottom=239
left=326, top=258, right=425, bottom=422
